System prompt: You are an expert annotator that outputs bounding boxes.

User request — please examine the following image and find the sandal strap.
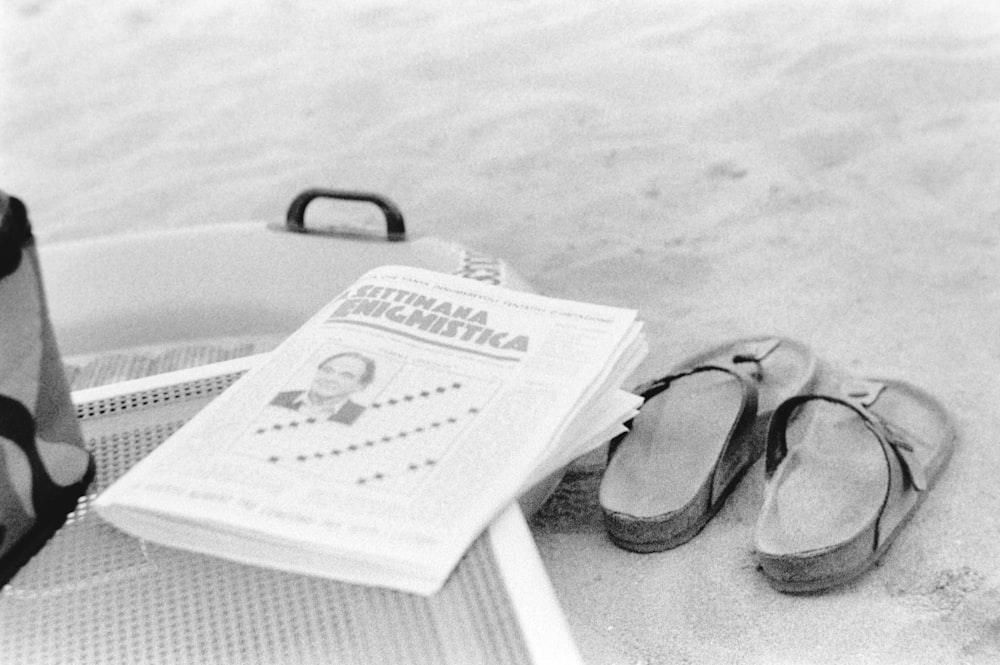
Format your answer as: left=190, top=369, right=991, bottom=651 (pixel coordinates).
left=731, top=337, right=781, bottom=364
left=723, top=338, right=782, bottom=382
left=766, top=382, right=930, bottom=550
left=611, top=364, right=759, bottom=504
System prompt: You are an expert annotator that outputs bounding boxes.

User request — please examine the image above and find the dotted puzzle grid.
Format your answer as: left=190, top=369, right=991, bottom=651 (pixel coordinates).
left=232, top=362, right=500, bottom=495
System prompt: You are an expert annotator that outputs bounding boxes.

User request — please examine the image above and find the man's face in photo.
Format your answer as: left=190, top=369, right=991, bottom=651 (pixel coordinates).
left=312, top=356, right=368, bottom=402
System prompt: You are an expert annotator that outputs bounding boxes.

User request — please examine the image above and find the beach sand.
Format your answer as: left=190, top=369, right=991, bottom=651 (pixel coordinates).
left=4, top=0, right=1000, bottom=663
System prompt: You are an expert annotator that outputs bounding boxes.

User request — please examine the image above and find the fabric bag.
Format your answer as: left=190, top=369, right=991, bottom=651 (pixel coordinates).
left=1, top=190, right=94, bottom=586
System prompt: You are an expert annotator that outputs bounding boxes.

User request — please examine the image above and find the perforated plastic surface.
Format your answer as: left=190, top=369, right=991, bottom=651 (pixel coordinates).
left=0, top=372, right=531, bottom=665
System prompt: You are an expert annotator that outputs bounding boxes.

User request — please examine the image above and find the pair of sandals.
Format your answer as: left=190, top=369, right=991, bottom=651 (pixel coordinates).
left=599, top=336, right=958, bottom=593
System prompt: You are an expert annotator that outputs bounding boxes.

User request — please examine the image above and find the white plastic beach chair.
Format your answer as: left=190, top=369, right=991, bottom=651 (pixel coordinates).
left=0, top=190, right=577, bottom=665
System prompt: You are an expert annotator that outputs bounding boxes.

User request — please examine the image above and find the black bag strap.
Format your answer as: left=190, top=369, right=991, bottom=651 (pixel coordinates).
left=0, top=192, right=32, bottom=279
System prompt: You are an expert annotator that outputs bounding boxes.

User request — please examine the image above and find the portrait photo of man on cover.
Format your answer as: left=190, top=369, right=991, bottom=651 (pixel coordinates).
left=269, top=351, right=376, bottom=426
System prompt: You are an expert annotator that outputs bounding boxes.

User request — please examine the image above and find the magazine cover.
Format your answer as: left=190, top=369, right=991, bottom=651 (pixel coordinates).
left=95, top=265, right=645, bottom=594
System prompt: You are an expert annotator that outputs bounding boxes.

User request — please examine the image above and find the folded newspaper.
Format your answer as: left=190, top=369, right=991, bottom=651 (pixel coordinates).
left=95, top=266, right=647, bottom=595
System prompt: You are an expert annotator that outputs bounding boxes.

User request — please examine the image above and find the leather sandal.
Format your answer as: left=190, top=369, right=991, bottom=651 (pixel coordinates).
left=754, top=377, right=958, bottom=592
left=599, top=336, right=819, bottom=552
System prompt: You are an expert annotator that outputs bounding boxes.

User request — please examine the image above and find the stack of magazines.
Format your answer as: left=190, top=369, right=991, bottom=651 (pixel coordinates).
left=95, top=266, right=647, bottom=595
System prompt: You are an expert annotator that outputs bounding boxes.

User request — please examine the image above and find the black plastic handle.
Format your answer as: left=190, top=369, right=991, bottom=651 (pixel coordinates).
left=285, top=189, right=406, bottom=241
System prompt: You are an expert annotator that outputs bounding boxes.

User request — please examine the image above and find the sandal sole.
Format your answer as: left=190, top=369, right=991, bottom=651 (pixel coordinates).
left=755, top=377, right=957, bottom=592
left=601, top=337, right=820, bottom=552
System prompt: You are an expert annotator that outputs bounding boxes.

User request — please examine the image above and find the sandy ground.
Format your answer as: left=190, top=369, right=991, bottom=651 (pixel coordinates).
left=4, top=0, right=1000, bottom=663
